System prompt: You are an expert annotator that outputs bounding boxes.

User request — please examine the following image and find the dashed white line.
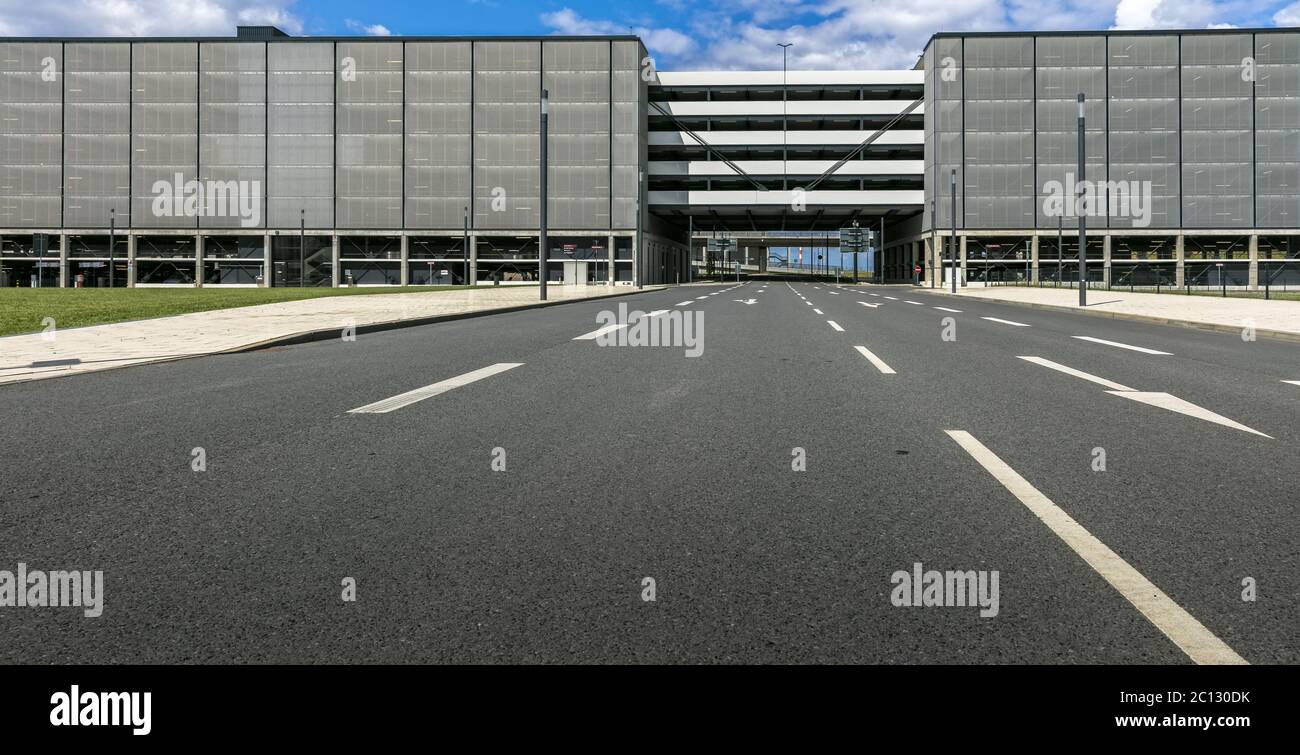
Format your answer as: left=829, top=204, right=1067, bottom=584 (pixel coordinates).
left=981, top=316, right=1030, bottom=327
left=904, top=300, right=924, bottom=305
left=854, top=345, right=896, bottom=374
left=813, top=308, right=824, bottom=314
left=694, top=295, right=709, bottom=300
left=1072, top=336, right=1172, bottom=355
left=675, top=301, right=693, bottom=306
left=884, top=296, right=898, bottom=300
left=827, top=320, right=844, bottom=332
left=574, top=310, right=667, bottom=340
left=1284, top=380, right=1300, bottom=387
left=946, top=430, right=1248, bottom=666
left=933, top=306, right=962, bottom=313
left=349, top=363, right=524, bottom=414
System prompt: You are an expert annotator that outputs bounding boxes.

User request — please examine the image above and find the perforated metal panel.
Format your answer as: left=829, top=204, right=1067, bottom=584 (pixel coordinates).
left=963, top=37, right=1033, bottom=229
left=611, top=39, right=643, bottom=231
left=543, top=40, right=610, bottom=230
left=1255, top=32, right=1300, bottom=227
left=1181, top=34, right=1252, bottom=228
left=132, top=42, right=198, bottom=228
left=199, top=42, right=265, bottom=228
left=268, top=42, right=333, bottom=228
left=406, top=41, right=470, bottom=229
left=1108, top=34, right=1180, bottom=228
left=1035, top=35, right=1107, bottom=229
left=474, top=40, right=541, bottom=230
left=64, top=42, right=130, bottom=228
left=336, top=41, right=402, bottom=229
left=931, top=38, right=963, bottom=230
left=0, top=42, right=62, bottom=227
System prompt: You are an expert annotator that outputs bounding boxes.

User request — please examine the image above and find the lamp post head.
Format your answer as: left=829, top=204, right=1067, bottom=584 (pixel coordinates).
left=541, top=89, right=548, bottom=115
left=1077, top=93, right=1085, bottom=118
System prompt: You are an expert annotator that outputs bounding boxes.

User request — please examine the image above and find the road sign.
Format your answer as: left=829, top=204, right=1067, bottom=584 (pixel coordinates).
left=839, top=227, right=876, bottom=254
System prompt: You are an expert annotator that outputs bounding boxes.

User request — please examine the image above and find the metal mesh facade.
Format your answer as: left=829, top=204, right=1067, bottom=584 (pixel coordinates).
left=133, top=42, right=198, bottom=228
left=336, top=41, right=403, bottom=229
left=63, top=42, right=130, bottom=228
left=0, top=42, right=62, bottom=227
left=405, top=41, right=471, bottom=229
left=924, top=30, right=1300, bottom=231
left=199, top=42, right=265, bottom=229
left=268, top=42, right=334, bottom=229
left=543, top=41, right=610, bottom=230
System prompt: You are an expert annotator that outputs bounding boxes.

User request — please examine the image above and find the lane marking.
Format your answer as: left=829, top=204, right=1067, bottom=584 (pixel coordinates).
left=1017, top=356, right=1136, bottom=391
left=945, top=430, right=1248, bottom=666
left=828, top=291, right=840, bottom=295
left=675, top=301, right=693, bottom=306
left=574, top=310, right=667, bottom=340
left=869, top=293, right=880, bottom=297
left=350, top=363, right=524, bottom=414
left=884, top=296, right=898, bottom=300
left=904, top=300, right=924, bottom=305
left=827, top=320, right=844, bottom=332
left=1284, top=380, right=1300, bottom=386
left=1106, top=391, right=1271, bottom=438
left=858, top=301, right=881, bottom=308
left=694, top=295, right=709, bottom=300
left=813, top=308, right=824, bottom=314
left=806, top=301, right=813, bottom=306
left=982, top=316, right=1030, bottom=327
left=854, top=345, right=896, bottom=374
left=1072, top=336, right=1172, bottom=355
left=934, top=306, right=962, bottom=313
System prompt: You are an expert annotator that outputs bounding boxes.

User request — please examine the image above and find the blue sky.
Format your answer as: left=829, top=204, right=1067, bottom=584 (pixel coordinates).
left=3, top=1, right=1300, bottom=70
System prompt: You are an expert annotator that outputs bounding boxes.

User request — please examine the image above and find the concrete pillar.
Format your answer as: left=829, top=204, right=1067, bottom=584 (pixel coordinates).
left=631, top=230, right=639, bottom=286
left=923, top=236, right=935, bottom=285
left=959, top=235, right=967, bottom=286
left=194, top=234, right=204, bottom=288
left=331, top=235, right=341, bottom=287
left=468, top=234, right=478, bottom=285
left=400, top=234, right=410, bottom=286
left=1030, top=235, right=1039, bottom=283
left=1175, top=234, right=1185, bottom=287
left=607, top=233, right=615, bottom=285
left=58, top=233, right=68, bottom=287
left=1102, top=234, right=1112, bottom=288
left=126, top=234, right=137, bottom=288
left=1249, top=234, right=1259, bottom=291
left=262, top=232, right=272, bottom=286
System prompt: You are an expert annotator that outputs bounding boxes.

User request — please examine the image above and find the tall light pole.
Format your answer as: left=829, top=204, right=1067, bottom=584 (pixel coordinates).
left=108, top=208, right=115, bottom=288
left=299, top=208, right=305, bottom=287
left=463, top=205, right=470, bottom=286
left=540, top=89, right=549, bottom=300
left=778, top=43, right=792, bottom=188
left=949, top=169, right=957, bottom=293
left=1076, top=93, right=1087, bottom=306
left=635, top=168, right=644, bottom=289
left=1057, top=213, right=1063, bottom=282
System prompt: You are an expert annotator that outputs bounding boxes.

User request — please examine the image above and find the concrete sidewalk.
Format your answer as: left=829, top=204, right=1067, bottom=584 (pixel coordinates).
left=0, top=284, right=664, bottom=385
left=907, top=281, right=1300, bottom=340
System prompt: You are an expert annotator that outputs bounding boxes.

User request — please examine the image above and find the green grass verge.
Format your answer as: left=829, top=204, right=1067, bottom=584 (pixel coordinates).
left=0, top=286, right=474, bottom=337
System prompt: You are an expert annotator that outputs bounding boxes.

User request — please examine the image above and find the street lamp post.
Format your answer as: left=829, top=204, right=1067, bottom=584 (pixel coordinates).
left=949, top=169, right=957, bottom=293
left=108, top=208, right=115, bottom=288
left=1057, top=213, right=1063, bottom=283
left=1076, top=93, right=1087, bottom=306
left=299, top=208, right=305, bottom=288
left=540, top=88, right=549, bottom=301
left=463, top=205, right=469, bottom=286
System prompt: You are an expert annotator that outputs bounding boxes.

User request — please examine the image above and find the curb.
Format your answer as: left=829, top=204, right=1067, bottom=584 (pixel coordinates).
left=0, top=286, right=668, bottom=386
left=912, top=287, right=1300, bottom=343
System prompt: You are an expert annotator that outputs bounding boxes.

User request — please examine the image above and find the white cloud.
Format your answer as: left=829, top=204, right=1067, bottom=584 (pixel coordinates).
left=345, top=19, right=392, bottom=36
left=1275, top=2, right=1300, bottom=25
left=0, top=0, right=303, bottom=36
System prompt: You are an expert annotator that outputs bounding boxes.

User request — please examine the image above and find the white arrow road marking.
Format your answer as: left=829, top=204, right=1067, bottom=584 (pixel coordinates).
left=1072, top=336, right=1172, bottom=355
left=933, top=306, right=962, bottom=313
left=350, top=363, right=524, bottom=414
left=1105, top=391, right=1271, bottom=438
left=827, top=320, right=844, bottom=331
left=735, top=299, right=757, bottom=305
left=1017, top=356, right=1136, bottom=391
left=946, top=430, right=1248, bottom=666
left=982, top=316, right=1030, bottom=327
left=854, top=345, right=896, bottom=374
left=1285, top=380, right=1300, bottom=386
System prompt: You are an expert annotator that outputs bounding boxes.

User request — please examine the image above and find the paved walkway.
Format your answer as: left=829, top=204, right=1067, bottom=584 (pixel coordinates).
left=910, top=281, right=1300, bottom=338
left=0, top=284, right=662, bottom=385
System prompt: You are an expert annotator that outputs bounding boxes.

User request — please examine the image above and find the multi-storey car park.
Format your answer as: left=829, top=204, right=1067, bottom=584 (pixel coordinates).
left=0, top=25, right=1298, bottom=290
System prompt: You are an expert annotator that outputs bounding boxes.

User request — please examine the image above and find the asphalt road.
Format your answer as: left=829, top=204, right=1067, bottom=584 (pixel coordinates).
left=1, top=280, right=1296, bottom=663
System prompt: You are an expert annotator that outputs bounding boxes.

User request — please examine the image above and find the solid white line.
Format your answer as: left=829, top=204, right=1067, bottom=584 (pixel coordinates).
left=1106, top=391, right=1271, bottom=438
left=827, top=320, right=844, bottom=332
left=1017, top=356, right=1136, bottom=391
left=982, top=316, right=1030, bottom=327
left=350, top=363, right=524, bottom=414
left=1072, top=336, right=1172, bottom=355
left=933, top=306, right=962, bottom=313
left=813, top=308, right=824, bottom=314
left=945, top=430, right=1247, bottom=666
left=854, top=345, right=896, bottom=374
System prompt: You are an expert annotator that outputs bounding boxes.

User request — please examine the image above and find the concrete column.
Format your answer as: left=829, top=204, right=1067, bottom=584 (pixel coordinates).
left=468, top=234, right=478, bottom=285
left=1175, top=234, right=1185, bottom=287
left=1030, top=235, right=1039, bottom=283
left=262, top=232, right=272, bottom=286
left=631, top=230, right=639, bottom=286
left=1102, top=234, right=1112, bottom=288
left=126, top=234, right=137, bottom=288
left=58, top=233, right=68, bottom=287
left=400, top=234, right=410, bottom=286
left=194, top=234, right=204, bottom=288
left=959, top=235, right=967, bottom=286
left=607, top=233, right=615, bottom=285
left=1249, top=234, right=1259, bottom=291
left=331, top=235, right=341, bottom=287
